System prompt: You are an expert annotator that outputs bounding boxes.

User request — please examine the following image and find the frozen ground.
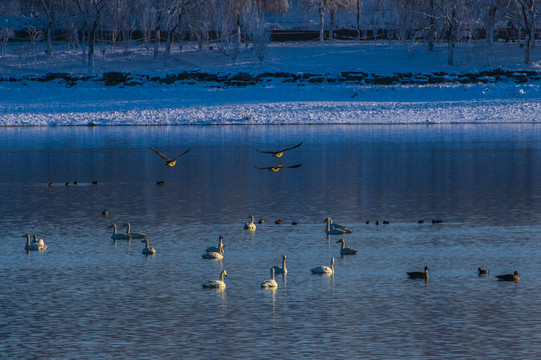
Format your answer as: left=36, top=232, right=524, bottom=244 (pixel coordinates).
left=1, top=41, right=540, bottom=125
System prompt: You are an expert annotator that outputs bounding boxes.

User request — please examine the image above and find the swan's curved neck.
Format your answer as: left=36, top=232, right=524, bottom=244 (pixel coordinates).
left=220, top=271, right=226, bottom=282
left=271, top=268, right=275, bottom=280
left=112, top=224, right=117, bottom=234
left=126, top=223, right=131, bottom=233
left=282, top=256, right=287, bottom=269
left=144, top=239, right=150, bottom=247
left=330, top=259, right=334, bottom=270
left=25, top=234, right=30, bottom=246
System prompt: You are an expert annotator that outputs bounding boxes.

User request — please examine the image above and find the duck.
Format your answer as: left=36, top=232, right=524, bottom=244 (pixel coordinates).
left=141, top=239, right=156, bottom=255
left=206, top=235, right=224, bottom=254
left=109, top=224, right=132, bottom=241
left=336, top=238, right=358, bottom=255
left=124, top=223, right=147, bottom=239
left=407, top=266, right=429, bottom=279
left=258, top=219, right=265, bottom=224
left=244, top=215, right=256, bottom=230
left=24, top=234, right=47, bottom=251
left=325, top=218, right=353, bottom=235
left=496, top=271, right=519, bottom=282
left=202, top=246, right=224, bottom=260
left=261, top=268, right=278, bottom=288
left=271, top=255, right=287, bottom=275
left=477, top=267, right=489, bottom=276
left=255, top=141, right=303, bottom=157
left=311, top=258, right=334, bottom=275
left=275, top=219, right=282, bottom=224
left=149, top=146, right=191, bottom=167
left=202, top=270, right=227, bottom=289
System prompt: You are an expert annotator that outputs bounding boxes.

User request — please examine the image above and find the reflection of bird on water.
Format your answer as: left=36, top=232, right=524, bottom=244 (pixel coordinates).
left=256, top=142, right=303, bottom=157
left=149, top=146, right=191, bottom=167
left=407, top=266, right=429, bottom=279
left=254, top=164, right=302, bottom=172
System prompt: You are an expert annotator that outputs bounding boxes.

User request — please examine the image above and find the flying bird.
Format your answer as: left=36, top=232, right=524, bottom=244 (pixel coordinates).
left=256, top=142, right=302, bottom=157
left=149, top=146, right=191, bottom=167
left=254, top=164, right=302, bottom=172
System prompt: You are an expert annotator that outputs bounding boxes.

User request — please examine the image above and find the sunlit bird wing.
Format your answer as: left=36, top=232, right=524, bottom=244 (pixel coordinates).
left=171, top=148, right=191, bottom=161
left=149, top=147, right=171, bottom=162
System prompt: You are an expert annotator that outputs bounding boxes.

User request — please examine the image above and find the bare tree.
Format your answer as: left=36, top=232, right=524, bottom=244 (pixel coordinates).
left=512, top=0, right=541, bottom=64
left=0, top=27, right=15, bottom=56
left=27, top=26, right=44, bottom=60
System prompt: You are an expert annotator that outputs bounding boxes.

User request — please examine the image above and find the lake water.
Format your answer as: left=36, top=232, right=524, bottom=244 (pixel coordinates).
left=1, top=124, right=541, bottom=359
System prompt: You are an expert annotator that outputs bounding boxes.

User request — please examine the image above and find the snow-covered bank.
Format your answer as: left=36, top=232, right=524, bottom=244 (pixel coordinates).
left=1, top=41, right=541, bottom=126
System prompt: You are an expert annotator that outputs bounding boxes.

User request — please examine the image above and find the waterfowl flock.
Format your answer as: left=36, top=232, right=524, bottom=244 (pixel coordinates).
left=22, top=214, right=521, bottom=287
left=33, top=143, right=521, bottom=291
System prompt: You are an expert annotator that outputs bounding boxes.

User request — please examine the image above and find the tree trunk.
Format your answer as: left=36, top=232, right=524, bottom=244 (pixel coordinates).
left=447, top=36, right=454, bottom=65
left=524, top=32, right=530, bottom=64
left=236, top=7, right=242, bottom=46
left=329, top=9, right=335, bottom=40
left=319, top=6, right=325, bottom=42
left=428, top=0, right=434, bottom=52
left=88, top=22, right=98, bottom=74
left=356, top=0, right=360, bottom=40
left=46, top=19, right=53, bottom=56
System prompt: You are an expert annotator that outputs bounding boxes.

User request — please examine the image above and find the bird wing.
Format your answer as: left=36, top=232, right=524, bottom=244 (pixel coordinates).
left=149, top=147, right=171, bottom=162
left=255, top=149, right=278, bottom=155
left=254, top=165, right=272, bottom=170
left=171, top=149, right=191, bottom=161
left=280, top=141, right=303, bottom=153
left=285, top=163, right=303, bottom=168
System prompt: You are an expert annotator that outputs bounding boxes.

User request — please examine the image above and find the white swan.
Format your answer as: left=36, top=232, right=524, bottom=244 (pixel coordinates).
left=325, top=217, right=353, bottom=235
left=141, top=239, right=156, bottom=255
left=271, top=254, right=288, bottom=275
left=244, top=215, right=256, bottom=230
left=311, top=258, right=334, bottom=275
left=261, top=268, right=278, bottom=288
left=336, top=238, right=358, bottom=255
left=202, top=246, right=224, bottom=260
left=206, top=235, right=224, bottom=253
left=124, top=223, right=147, bottom=239
left=24, top=234, right=47, bottom=251
left=110, top=224, right=132, bottom=241
left=202, top=270, right=227, bottom=289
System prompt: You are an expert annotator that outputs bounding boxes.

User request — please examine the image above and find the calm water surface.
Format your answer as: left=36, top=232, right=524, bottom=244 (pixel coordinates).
left=1, top=124, right=540, bottom=359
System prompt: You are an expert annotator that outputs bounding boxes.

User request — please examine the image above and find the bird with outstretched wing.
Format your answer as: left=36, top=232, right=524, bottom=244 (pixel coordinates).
left=254, top=164, right=302, bottom=172
left=149, top=147, right=191, bottom=167
left=256, top=142, right=303, bottom=157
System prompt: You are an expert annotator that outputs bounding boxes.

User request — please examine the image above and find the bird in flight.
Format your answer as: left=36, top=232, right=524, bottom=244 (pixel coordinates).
left=256, top=142, right=302, bottom=157
left=254, top=164, right=302, bottom=172
left=149, top=147, right=191, bottom=167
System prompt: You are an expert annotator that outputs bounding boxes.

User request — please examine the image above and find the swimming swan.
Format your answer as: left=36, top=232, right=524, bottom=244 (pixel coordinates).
left=24, top=234, right=47, bottom=251
left=244, top=215, right=256, bottom=230
left=336, top=238, right=358, bottom=255
left=110, top=224, right=132, bottom=241
left=202, top=246, right=224, bottom=260
left=271, top=255, right=287, bottom=275
left=141, top=239, right=156, bottom=255
left=206, top=235, right=224, bottom=254
left=311, top=258, right=334, bottom=275
left=124, top=223, right=147, bottom=239
left=202, top=270, right=227, bottom=289
left=325, top=218, right=353, bottom=235
left=407, top=266, right=429, bottom=279
left=261, top=268, right=278, bottom=288
left=496, top=271, right=519, bottom=282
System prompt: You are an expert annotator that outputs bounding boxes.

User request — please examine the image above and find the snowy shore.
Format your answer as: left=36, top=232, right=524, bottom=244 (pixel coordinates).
left=1, top=41, right=541, bottom=126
